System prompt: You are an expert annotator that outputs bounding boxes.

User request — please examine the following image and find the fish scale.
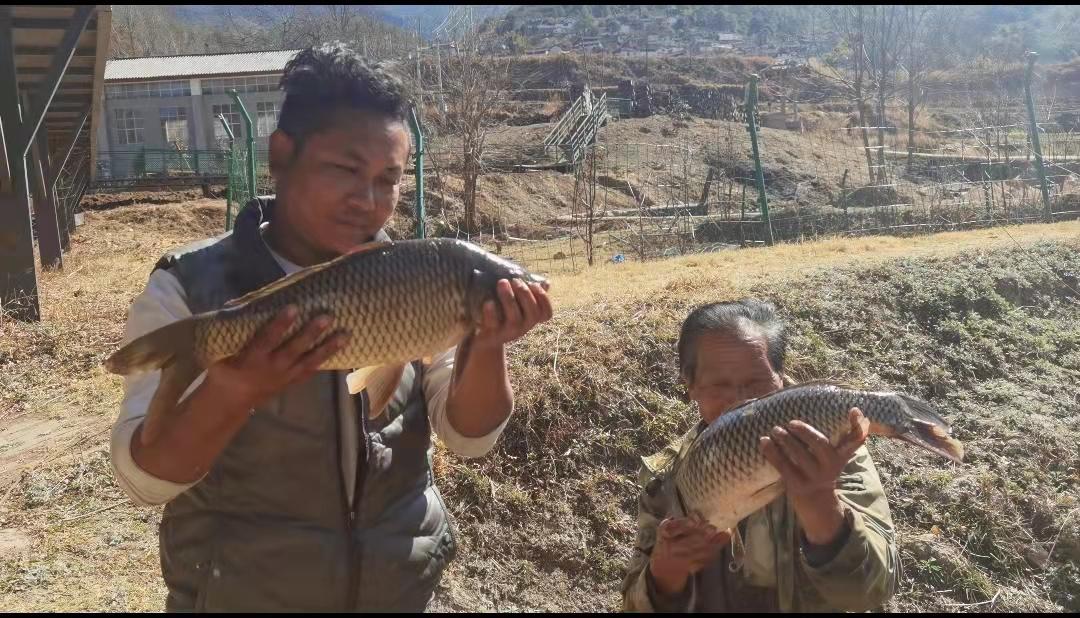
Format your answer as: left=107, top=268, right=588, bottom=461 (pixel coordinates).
left=104, top=237, right=548, bottom=443
left=190, top=240, right=474, bottom=369
left=673, top=383, right=964, bottom=532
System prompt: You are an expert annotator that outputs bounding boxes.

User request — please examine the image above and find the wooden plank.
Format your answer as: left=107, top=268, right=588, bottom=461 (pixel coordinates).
left=14, top=54, right=96, bottom=70
left=10, top=5, right=79, bottom=19
left=11, top=17, right=96, bottom=30
left=12, top=28, right=97, bottom=49
left=18, top=66, right=94, bottom=76
left=89, top=5, right=110, bottom=185
left=14, top=45, right=96, bottom=56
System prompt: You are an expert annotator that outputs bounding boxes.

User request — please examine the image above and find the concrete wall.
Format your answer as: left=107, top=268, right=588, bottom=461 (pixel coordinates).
left=99, top=75, right=284, bottom=180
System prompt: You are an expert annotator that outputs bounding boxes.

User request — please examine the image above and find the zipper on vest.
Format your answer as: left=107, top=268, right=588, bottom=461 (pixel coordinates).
left=344, top=386, right=370, bottom=611
left=331, top=373, right=361, bottom=611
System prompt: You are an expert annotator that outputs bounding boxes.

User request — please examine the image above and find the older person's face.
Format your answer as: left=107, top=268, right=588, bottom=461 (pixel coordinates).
left=686, top=330, right=784, bottom=424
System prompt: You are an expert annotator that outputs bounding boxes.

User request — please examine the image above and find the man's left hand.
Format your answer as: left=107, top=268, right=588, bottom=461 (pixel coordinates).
left=759, top=407, right=869, bottom=546
left=473, top=279, right=553, bottom=349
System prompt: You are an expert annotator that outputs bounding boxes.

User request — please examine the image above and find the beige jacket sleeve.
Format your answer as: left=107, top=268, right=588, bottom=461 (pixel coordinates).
left=621, top=451, right=697, bottom=613
left=797, top=445, right=900, bottom=612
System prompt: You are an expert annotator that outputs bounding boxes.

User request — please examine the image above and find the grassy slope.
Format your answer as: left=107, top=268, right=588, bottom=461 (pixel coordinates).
left=1, top=201, right=1077, bottom=611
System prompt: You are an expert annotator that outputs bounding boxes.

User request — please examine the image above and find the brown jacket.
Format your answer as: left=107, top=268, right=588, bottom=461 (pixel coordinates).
left=621, top=420, right=900, bottom=613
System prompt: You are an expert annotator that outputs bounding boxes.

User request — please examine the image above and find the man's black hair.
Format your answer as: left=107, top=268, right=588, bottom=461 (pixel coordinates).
left=277, top=42, right=411, bottom=149
left=677, top=299, right=788, bottom=381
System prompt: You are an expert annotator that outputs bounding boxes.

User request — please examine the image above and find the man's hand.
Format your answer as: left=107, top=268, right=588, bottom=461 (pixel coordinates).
left=648, top=516, right=732, bottom=597
left=205, top=305, right=350, bottom=412
left=472, top=279, right=553, bottom=350
left=445, top=279, right=552, bottom=439
left=759, top=407, right=869, bottom=546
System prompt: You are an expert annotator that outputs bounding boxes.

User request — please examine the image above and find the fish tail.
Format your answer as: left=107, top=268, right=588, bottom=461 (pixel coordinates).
left=103, top=318, right=198, bottom=375
left=140, top=355, right=201, bottom=445
left=894, top=394, right=965, bottom=463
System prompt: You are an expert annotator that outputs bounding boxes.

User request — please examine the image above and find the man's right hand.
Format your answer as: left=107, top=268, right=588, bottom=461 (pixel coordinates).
left=648, top=516, right=732, bottom=597
left=204, top=305, right=350, bottom=413
left=130, top=305, right=350, bottom=485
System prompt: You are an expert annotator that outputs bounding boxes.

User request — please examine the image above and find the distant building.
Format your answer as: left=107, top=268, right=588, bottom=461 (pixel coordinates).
left=98, top=49, right=300, bottom=180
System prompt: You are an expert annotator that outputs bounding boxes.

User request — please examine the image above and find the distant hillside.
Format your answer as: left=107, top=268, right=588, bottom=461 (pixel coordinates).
left=484, top=4, right=1080, bottom=64
left=172, top=5, right=514, bottom=42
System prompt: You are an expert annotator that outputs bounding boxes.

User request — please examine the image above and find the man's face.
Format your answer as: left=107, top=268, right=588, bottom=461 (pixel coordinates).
left=685, top=330, right=784, bottom=424
left=270, top=109, right=410, bottom=259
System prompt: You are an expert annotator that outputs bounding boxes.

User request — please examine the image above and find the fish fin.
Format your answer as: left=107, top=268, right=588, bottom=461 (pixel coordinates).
left=749, top=480, right=785, bottom=504
left=784, top=379, right=861, bottom=391
left=347, top=364, right=406, bottom=419
left=896, top=395, right=965, bottom=463
left=222, top=241, right=392, bottom=309
left=104, top=318, right=197, bottom=375
left=140, top=355, right=201, bottom=445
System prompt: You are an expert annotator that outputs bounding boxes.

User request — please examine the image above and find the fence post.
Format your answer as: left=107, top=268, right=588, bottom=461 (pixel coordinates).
left=745, top=74, right=774, bottom=245
left=1023, top=51, right=1053, bottom=221
left=216, top=114, right=236, bottom=230
left=228, top=90, right=257, bottom=205
left=408, top=106, right=426, bottom=239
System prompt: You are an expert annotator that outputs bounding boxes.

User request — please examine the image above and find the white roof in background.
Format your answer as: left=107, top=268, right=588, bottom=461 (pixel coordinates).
left=105, top=49, right=303, bottom=82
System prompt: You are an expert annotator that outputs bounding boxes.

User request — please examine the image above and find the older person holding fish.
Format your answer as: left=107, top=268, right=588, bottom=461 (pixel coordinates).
left=106, top=43, right=551, bottom=612
left=622, top=299, right=961, bottom=612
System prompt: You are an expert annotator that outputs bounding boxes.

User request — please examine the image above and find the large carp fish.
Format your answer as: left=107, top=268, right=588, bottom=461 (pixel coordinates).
left=104, top=238, right=549, bottom=443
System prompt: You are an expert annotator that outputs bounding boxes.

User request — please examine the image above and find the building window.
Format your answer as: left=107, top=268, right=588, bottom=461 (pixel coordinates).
left=212, top=103, right=242, bottom=146
left=203, top=74, right=281, bottom=95
left=106, top=80, right=191, bottom=100
left=160, top=107, right=189, bottom=148
left=256, top=101, right=280, bottom=137
left=114, top=108, right=144, bottom=145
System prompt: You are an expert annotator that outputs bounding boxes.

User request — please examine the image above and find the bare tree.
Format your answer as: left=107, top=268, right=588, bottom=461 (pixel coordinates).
left=816, top=6, right=878, bottom=185
left=898, top=6, right=957, bottom=172
left=435, top=13, right=511, bottom=236
left=207, top=5, right=420, bottom=58
left=866, top=5, right=904, bottom=186
left=110, top=6, right=212, bottom=58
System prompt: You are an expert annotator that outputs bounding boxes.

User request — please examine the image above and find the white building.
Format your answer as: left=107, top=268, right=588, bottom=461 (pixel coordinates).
left=97, top=49, right=300, bottom=179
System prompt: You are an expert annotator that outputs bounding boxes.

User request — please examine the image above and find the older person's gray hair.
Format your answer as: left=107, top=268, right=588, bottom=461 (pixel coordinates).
left=677, top=299, right=788, bottom=382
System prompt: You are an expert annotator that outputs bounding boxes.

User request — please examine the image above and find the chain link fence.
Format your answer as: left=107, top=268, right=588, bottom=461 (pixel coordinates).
left=458, top=67, right=1080, bottom=276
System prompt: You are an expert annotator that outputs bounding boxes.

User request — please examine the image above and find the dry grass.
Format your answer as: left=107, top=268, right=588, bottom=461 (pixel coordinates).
left=0, top=198, right=226, bottom=611
left=2, top=197, right=1078, bottom=612
left=497, top=220, right=1080, bottom=307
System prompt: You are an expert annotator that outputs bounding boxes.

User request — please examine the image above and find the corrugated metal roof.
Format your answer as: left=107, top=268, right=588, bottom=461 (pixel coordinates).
left=105, top=49, right=302, bottom=81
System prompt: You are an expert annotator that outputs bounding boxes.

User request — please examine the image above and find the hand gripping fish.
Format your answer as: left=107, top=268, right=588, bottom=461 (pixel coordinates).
left=674, top=383, right=964, bottom=534
left=104, top=238, right=549, bottom=443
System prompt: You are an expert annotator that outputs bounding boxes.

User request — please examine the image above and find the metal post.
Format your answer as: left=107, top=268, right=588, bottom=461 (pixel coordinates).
left=408, top=106, right=426, bottom=239
left=0, top=7, right=40, bottom=321
left=227, top=90, right=257, bottom=204
left=745, top=74, right=774, bottom=245
left=29, top=121, right=62, bottom=268
left=216, top=114, right=236, bottom=230
left=1023, top=51, right=1053, bottom=221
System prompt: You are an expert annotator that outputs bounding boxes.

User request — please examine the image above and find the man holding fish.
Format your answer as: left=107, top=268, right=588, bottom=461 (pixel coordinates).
left=106, top=43, right=551, bottom=612
left=622, top=300, right=962, bottom=612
